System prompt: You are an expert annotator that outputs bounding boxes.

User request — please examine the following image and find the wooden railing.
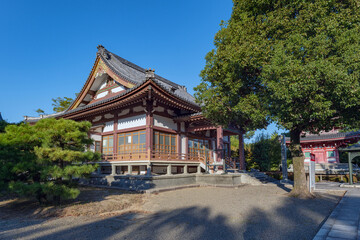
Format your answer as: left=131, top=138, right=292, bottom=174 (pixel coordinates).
left=102, top=151, right=213, bottom=164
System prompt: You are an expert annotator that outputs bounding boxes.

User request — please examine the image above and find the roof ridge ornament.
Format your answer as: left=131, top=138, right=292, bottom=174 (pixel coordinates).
left=145, top=68, right=155, bottom=81
left=96, top=45, right=110, bottom=60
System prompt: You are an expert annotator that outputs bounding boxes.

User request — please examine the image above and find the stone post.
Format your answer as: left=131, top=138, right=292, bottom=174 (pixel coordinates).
left=146, top=164, right=152, bottom=176
left=184, top=164, right=188, bottom=174
left=111, top=164, right=116, bottom=176
left=167, top=164, right=172, bottom=175
left=128, top=165, right=133, bottom=175
left=197, top=165, right=202, bottom=174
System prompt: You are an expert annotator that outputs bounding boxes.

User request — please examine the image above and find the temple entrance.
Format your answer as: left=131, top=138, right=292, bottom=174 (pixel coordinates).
left=314, top=151, right=325, bottom=163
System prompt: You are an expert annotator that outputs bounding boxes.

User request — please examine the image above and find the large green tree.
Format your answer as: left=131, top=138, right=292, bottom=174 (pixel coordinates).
left=250, top=132, right=281, bottom=172
left=0, top=120, right=8, bottom=133
left=52, top=96, right=73, bottom=113
left=196, top=0, right=360, bottom=197
left=0, top=118, right=100, bottom=203
left=35, top=96, right=74, bottom=116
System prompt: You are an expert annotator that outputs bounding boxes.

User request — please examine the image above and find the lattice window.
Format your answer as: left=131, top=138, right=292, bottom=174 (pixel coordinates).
left=95, top=141, right=101, bottom=152
left=118, top=130, right=146, bottom=154
left=188, top=138, right=210, bottom=158
left=102, top=135, right=113, bottom=155
left=153, top=131, right=176, bottom=153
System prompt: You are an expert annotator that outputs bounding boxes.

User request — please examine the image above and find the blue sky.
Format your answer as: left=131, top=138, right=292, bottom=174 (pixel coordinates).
left=0, top=0, right=283, bottom=140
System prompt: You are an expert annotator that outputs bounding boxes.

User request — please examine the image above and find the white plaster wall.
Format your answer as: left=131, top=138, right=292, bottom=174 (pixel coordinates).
left=99, top=81, right=107, bottom=89
left=89, top=134, right=101, bottom=152
left=212, top=140, right=216, bottom=161
left=154, top=115, right=177, bottom=130
left=118, top=114, right=146, bottom=130
left=96, top=91, right=108, bottom=99
left=111, top=86, right=125, bottom=93
left=90, top=134, right=101, bottom=141
left=181, top=135, right=187, bottom=154
left=103, top=121, right=114, bottom=132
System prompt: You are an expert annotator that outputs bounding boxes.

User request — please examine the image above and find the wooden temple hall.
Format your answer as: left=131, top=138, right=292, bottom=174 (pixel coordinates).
left=24, top=46, right=245, bottom=175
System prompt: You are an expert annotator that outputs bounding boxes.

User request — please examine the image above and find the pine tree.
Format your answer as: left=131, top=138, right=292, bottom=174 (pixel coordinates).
left=0, top=118, right=100, bottom=203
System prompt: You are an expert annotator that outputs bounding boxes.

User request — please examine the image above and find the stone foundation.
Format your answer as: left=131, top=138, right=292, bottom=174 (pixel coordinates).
left=81, top=173, right=264, bottom=191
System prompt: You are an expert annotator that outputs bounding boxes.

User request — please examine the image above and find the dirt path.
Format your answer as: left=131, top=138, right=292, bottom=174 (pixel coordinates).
left=0, top=187, right=145, bottom=219
left=0, top=185, right=344, bottom=240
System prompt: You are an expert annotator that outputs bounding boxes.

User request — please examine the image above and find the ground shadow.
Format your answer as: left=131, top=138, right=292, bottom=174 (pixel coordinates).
left=1, top=206, right=235, bottom=240
left=241, top=192, right=343, bottom=240
left=0, top=188, right=345, bottom=240
left=0, top=186, right=142, bottom=220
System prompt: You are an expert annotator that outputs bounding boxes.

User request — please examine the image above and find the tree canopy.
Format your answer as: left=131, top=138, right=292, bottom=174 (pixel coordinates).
left=52, top=97, right=73, bottom=113
left=196, top=0, right=360, bottom=197
left=35, top=96, right=74, bottom=115
left=0, top=118, right=100, bottom=203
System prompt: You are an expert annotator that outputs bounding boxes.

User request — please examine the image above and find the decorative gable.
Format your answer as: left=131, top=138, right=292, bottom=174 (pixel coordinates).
left=91, top=76, right=126, bottom=102
left=69, top=57, right=135, bottom=110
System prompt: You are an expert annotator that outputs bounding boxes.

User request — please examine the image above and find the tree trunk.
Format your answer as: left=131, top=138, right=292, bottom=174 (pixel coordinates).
left=239, top=131, right=246, bottom=170
left=289, top=129, right=314, bottom=198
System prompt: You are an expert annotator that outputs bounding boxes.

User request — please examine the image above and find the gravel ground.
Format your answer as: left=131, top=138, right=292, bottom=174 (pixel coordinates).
left=0, top=185, right=344, bottom=240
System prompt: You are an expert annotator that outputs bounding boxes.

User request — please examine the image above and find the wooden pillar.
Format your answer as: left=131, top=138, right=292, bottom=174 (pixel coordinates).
left=239, top=131, right=246, bottom=170
left=146, top=102, right=153, bottom=160
left=184, top=123, right=189, bottom=159
left=113, top=112, right=118, bottom=158
left=177, top=122, right=181, bottom=159
left=216, top=126, right=223, bottom=162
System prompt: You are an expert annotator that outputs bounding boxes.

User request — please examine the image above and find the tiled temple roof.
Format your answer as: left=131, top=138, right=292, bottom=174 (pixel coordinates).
left=24, top=111, right=66, bottom=123
left=24, top=46, right=199, bottom=122
left=285, top=131, right=360, bottom=143
left=97, top=45, right=196, bottom=105
left=175, top=112, right=204, bottom=120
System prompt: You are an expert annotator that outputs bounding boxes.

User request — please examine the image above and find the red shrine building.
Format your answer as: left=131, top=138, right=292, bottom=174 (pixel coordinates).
left=24, top=46, right=244, bottom=175
left=286, top=129, right=360, bottom=164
